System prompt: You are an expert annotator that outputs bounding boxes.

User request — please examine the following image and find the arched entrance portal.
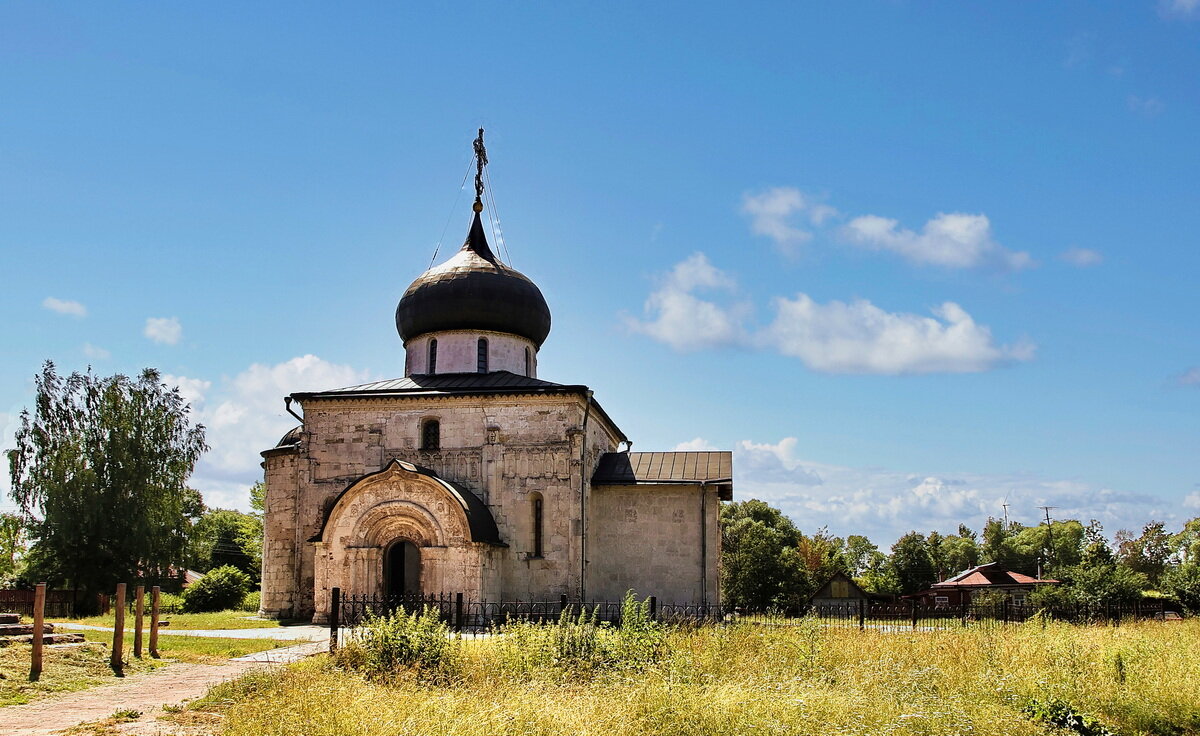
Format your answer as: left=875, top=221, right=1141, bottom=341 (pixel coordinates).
left=385, top=540, right=421, bottom=596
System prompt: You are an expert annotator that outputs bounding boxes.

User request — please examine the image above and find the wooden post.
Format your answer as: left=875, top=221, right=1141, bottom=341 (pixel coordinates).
left=111, top=583, right=126, bottom=674
left=149, top=586, right=161, bottom=658
left=329, top=587, right=340, bottom=655
left=29, top=582, right=46, bottom=682
left=133, top=585, right=145, bottom=658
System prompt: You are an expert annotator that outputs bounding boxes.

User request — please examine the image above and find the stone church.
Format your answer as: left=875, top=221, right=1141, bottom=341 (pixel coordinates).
left=259, top=134, right=733, bottom=622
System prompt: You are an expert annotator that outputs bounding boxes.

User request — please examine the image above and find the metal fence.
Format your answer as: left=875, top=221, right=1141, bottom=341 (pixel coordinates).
left=330, top=589, right=1178, bottom=645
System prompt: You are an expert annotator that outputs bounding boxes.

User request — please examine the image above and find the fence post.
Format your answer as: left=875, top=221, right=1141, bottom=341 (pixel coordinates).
left=858, top=598, right=865, bottom=631
left=560, top=593, right=568, bottom=617
left=648, top=596, right=657, bottom=622
left=329, top=587, right=340, bottom=655
left=1001, top=598, right=1008, bottom=625
left=149, top=586, right=160, bottom=658
left=29, top=582, right=46, bottom=682
left=133, top=585, right=145, bottom=658
left=455, top=592, right=464, bottom=633
left=909, top=599, right=917, bottom=630
left=111, top=583, right=126, bottom=674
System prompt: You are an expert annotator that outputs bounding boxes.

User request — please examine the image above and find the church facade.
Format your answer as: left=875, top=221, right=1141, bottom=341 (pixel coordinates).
left=259, top=140, right=732, bottom=622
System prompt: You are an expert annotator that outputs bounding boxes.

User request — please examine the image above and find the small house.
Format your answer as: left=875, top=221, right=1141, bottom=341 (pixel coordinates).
left=905, top=562, right=1057, bottom=607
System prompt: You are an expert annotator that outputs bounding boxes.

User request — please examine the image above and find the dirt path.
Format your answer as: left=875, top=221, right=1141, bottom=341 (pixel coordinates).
left=0, top=641, right=324, bottom=736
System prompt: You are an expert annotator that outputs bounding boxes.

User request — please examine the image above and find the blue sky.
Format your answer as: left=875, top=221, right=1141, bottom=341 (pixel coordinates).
left=2, top=2, right=1198, bottom=546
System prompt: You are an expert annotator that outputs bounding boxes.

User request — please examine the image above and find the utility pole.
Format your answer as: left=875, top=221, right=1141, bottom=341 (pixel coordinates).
left=1037, top=506, right=1057, bottom=574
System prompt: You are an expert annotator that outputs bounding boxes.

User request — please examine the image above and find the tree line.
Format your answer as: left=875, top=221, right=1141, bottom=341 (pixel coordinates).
left=3, top=362, right=263, bottom=612
left=720, top=499, right=1200, bottom=614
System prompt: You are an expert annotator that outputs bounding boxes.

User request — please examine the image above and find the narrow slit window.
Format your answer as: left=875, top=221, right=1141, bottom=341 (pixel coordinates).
left=421, top=419, right=440, bottom=451
left=532, top=494, right=544, bottom=558
left=477, top=337, right=488, bottom=373
left=428, top=339, right=438, bottom=374
left=524, top=347, right=531, bottom=376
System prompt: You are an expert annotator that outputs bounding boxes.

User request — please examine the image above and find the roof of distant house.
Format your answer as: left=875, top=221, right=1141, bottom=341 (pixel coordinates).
left=932, top=562, right=1058, bottom=588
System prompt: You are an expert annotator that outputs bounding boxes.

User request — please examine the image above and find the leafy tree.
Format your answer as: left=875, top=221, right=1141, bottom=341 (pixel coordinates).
left=889, top=532, right=935, bottom=594
left=941, top=532, right=980, bottom=577
left=844, top=535, right=883, bottom=577
left=981, top=518, right=1030, bottom=571
left=1116, top=522, right=1173, bottom=585
left=0, top=512, right=26, bottom=581
left=1161, top=564, right=1200, bottom=614
left=188, top=508, right=262, bottom=581
left=1172, top=517, right=1200, bottom=566
left=719, top=500, right=810, bottom=610
left=181, top=564, right=251, bottom=612
left=6, top=363, right=207, bottom=607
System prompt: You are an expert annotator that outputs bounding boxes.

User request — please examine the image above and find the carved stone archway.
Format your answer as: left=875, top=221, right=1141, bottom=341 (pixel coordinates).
left=311, top=459, right=504, bottom=622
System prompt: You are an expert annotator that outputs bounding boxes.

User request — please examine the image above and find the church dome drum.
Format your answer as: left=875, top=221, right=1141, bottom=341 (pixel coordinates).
left=395, top=211, right=552, bottom=347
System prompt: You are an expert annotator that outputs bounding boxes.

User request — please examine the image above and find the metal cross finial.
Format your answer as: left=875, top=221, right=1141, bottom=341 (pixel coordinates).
left=473, top=127, right=488, bottom=210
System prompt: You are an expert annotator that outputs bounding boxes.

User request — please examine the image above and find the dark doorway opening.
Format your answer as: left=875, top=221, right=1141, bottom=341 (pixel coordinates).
left=385, top=541, right=421, bottom=596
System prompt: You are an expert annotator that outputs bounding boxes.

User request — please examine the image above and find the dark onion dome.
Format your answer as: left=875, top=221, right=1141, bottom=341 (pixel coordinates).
left=396, top=211, right=551, bottom=347
left=276, top=426, right=302, bottom=447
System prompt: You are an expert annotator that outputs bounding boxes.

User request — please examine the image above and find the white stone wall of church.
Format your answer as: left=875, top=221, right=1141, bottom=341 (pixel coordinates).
left=260, top=392, right=625, bottom=618
left=403, top=330, right=538, bottom=376
left=587, top=484, right=722, bottom=605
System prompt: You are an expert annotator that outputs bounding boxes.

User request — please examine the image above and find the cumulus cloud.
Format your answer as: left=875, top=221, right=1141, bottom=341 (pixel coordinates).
left=674, top=437, right=717, bottom=451
left=1177, top=367, right=1200, bottom=387
left=761, top=295, right=1035, bottom=375
left=43, top=297, right=86, bottom=317
left=1128, top=95, right=1165, bottom=117
left=625, top=253, right=749, bottom=351
left=1060, top=247, right=1103, bottom=267
left=144, top=317, right=183, bottom=345
left=174, top=355, right=370, bottom=510
left=842, top=212, right=1033, bottom=271
left=1185, top=491, right=1200, bottom=509
left=82, top=343, right=111, bottom=360
left=741, top=187, right=838, bottom=256
left=697, top=435, right=1180, bottom=545
left=1160, top=0, right=1200, bottom=18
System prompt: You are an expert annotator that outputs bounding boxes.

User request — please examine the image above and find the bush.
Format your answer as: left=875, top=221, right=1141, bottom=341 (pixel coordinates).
left=1162, top=564, right=1200, bottom=615
left=335, top=606, right=456, bottom=680
left=241, top=590, right=261, bottom=612
left=182, top=565, right=252, bottom=612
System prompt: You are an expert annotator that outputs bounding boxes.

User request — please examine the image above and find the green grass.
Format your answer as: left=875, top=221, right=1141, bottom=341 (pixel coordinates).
left=53, top=609, right=283, bottom=631
left=191, top=618, right=1200, bottom=736
left=78, top=630, right=291, bottom=664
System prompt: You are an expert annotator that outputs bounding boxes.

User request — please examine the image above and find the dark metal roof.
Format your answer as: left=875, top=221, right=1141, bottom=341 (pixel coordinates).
left=592, top=451, right=733, bottom=487
left=395, top=211, right=552, bottom=346
left=290, top=371, right=628, bottom=443
left=293, top=371, right=575, bottom=399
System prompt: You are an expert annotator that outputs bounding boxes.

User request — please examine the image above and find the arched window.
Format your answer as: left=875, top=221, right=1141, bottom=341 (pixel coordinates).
left=530, top=492, right=544, bottom=558
left=421, top=419, right=440, bottom=451
left=427, top=339, right=438, bottom=375
left=477, top=337, right=489, bottom=373
left=524, top=347, right=532, bottom=376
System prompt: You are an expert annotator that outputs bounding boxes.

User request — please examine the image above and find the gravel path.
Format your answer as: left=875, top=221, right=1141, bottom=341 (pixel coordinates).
left=53, top=623, right=329, bottom=641
left=0, top=640, right=325, bottom=736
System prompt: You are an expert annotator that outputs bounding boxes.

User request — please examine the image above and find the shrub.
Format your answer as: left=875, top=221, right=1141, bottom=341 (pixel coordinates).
left=335, top=606, right=456, bottom=680
left=182, top=565, right=252, bottom=612
left=1161, top=564, right=1200, bottom=614
left=241, top=590, right=261, bottom=612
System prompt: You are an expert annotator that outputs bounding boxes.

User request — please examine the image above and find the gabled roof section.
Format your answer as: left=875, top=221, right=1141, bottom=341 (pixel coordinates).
left=592, top=451, right=733, bottom=499
left=296, top=371, right=568, bottom=398
left=933, top=562, right=1058, bottom=588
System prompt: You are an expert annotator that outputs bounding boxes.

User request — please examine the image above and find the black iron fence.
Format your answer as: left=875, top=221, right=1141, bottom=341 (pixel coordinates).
left=329, top=589, right=1180, bottom=647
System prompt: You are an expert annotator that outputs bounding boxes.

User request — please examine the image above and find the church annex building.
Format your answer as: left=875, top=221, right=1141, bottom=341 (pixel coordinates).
left=259, top=134, right=733, bottom=622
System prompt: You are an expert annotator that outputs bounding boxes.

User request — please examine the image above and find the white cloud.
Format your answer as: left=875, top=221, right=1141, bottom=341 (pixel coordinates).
left=1184, top=491, right=1200, bottom=509
left=741, top=187, right=838, bottom=256
left=674, top=437, right=717, bottom=451
left=1060, top=247, right=1103, bottom=267
left=177, top=355, right=370, bottom=510
left=842, top=212, right=1033, bottom=271
left=82, top=343, right=111, bottom=360
left=1160, top=0, right=1200, bottom=18
left=43, top=297, right=87, bottom=317
left=761, top=294, right=1035, bottom=375
left=725, top=435, right=1179, bottom=546
left=625, top=253, right=749, bottom=351
left=144, top=317, right=183, bottom=345
left=1177, top=367, right=1200, bottom=387
left=1128, top=95, right=1165, bottom=117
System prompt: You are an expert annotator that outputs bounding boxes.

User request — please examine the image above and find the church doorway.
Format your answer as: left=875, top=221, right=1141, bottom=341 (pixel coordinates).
left=385, top=540, right=421, bottom=597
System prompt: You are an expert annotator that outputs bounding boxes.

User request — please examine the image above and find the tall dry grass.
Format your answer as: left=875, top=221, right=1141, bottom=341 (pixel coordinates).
left=204, top=618, right=1200, bottom=736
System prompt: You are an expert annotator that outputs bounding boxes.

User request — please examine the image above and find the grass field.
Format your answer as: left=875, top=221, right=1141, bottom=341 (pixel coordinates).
left=52, top=609, right=282, bottom=631
left=190, top=618, right=1200, bottom=736
left=0, top=633, right=290, bottom=707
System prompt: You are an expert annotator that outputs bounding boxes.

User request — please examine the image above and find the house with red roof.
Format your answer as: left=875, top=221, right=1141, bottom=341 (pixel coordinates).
left=904, top=562, right=1058, bottom=607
